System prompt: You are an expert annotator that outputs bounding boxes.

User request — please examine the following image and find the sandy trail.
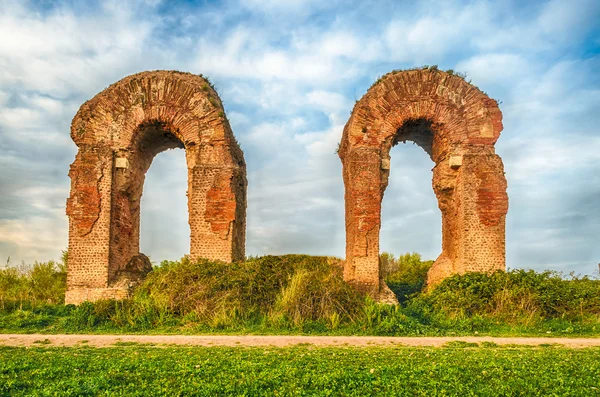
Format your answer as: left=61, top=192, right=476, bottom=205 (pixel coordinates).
left=0, top=334, right=599, bottom=348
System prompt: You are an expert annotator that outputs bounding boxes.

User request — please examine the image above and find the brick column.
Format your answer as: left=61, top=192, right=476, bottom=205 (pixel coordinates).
left=428, top=152, right=508, bottom=284
left=187, top=145, right=246, bottom=263
left=342, top=148, right=384, bottom=296
left=65, top=148, right=116, bottom=304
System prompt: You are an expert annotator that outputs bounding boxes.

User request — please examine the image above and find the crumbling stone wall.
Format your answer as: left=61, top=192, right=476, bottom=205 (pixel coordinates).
left=65, top=71, right=247, bottom=304
left=338, top=68, right=508, bottom=300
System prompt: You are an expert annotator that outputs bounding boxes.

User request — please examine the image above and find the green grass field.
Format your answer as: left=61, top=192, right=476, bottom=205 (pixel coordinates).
left=1, top=345, right=599, bottom=396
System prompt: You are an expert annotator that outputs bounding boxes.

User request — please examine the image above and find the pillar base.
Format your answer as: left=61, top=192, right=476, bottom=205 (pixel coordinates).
left=426, top=255, right=455, bottom=287
left=377, top=282, right=399, bottom=305
left=65, top=287, right=131, bottom=305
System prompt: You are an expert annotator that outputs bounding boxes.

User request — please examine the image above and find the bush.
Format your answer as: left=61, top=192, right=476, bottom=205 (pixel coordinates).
left=0, top=259, right=66, bottom=311
left=382, top=252, right=432, bottom=303
left=0, top=253, right=598, bottom=336
left=133, top=255, right=363, bottom=330
left=420, top=269, right=600, bottom=324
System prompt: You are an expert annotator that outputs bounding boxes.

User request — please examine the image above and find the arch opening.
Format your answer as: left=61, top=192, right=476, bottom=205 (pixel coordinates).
left=109, top=122, right=187, bottom=285
left=392, top=118, right=435, bottom=158
left=380, top=119, right=441, bottom=276
left=140, top=147, right=189, bottom=265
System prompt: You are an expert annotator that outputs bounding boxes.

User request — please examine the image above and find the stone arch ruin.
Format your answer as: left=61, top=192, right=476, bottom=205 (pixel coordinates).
left=338, top=68, right=508, bottom=300
left=65, top=68, right=508, bottom=305
left=65, top=71, right=247, bottom=304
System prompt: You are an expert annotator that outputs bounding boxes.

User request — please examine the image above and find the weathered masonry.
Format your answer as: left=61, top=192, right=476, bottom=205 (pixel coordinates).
left=65, top=71, right=247, bottom=305
left=338, top=68, right=508, bottom=300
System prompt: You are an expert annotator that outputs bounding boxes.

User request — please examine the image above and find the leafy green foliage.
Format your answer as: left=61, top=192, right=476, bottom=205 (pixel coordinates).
left=425, top=269, right=600, bottom=322
left=382, top=252, right=433, bottom=303
left=1, top=345, right=599, bottom=396
left=0, top=257, right=66, bottom=311
left=133, top=255, right=363, bottom=329
left=0, top=253, right=599, bottom=336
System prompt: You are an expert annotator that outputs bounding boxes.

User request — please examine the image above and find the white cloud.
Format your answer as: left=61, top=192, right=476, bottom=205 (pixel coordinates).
left=455, top=53, right=531, bottom=85
left=0, top=216, right=68, bottom=263
left=384, top=2, right=493, bottom=62
left=306, top=90, right=350, bottom=115
left=473, top=0, right=600, bottom=52
left=506, top=137, right=600, bottom=182
left=240, top=0, right=334, bottom=14
left=0, top=91, right=9, bottom=106
left=0, top=0, right=158, bottom=96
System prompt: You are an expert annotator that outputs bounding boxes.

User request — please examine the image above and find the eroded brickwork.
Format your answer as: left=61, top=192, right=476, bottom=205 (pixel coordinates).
left=66, top=71, right=247, bottom=305
left=338, top=69, right=509, bottom=299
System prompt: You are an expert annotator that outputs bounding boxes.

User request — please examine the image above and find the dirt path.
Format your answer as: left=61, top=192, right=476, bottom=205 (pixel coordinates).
left=1, top=334, right=599, bottom=348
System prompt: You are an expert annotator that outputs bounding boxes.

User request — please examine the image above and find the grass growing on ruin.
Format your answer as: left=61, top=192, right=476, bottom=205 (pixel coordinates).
left=0, top=254, right=599, bottom=336
left=1, top=345, right=599, bottom=396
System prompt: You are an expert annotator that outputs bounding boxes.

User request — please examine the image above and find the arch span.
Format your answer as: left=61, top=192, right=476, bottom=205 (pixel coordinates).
left=338, top=68, right=508, bottom=300
left=65, top=71, right=247, bottom=304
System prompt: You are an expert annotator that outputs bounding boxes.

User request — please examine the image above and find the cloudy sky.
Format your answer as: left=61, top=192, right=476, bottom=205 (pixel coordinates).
left=0, top=0, right=598, bottom=275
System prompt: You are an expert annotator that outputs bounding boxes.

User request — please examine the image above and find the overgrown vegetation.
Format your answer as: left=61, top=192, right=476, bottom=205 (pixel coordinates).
left=367, top=66, right=503, bottom=104
left=370, top=65, right=471, bottom=89
left=381, top=252, right=433, bottom=303
left=0, top=251, right=67, bottom=311
left=2, top=345, right=599, bottom=396
left=0, top=253, right=598, bottom=336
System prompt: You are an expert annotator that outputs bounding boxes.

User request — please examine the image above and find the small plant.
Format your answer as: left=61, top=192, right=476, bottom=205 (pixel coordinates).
left=445, top=69, right=468, bottom=80
left=443, top=340, right=479, bottom=348
left=481, top=341, right=499, bottom=348
left=198, top=74, right=216, bottom=90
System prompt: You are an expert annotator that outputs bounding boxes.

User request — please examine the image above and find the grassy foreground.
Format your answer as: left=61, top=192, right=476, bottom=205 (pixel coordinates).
left=1, top=345, right=599, bottom=396
left=1, top=253, right=599, bottom=336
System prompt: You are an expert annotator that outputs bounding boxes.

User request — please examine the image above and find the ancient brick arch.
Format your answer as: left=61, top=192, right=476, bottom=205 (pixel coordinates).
left=338, top=68, right=508, bottom=300
left=65, top=71, right=247, bottom=304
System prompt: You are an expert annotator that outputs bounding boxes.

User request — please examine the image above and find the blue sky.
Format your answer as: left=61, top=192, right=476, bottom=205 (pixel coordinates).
left=0, top=0, right=599, bottom=275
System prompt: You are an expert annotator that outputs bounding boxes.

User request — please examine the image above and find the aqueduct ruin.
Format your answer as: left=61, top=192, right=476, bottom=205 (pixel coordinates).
left=66, top=68, right=508, bottom=304
left=338, top=68, right=508, bottom=300
left=65, top=71, right=247, bottom=305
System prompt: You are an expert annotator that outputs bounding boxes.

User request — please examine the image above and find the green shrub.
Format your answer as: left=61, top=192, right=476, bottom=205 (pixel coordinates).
left=421, top=269, right=600, bottom=324
left=382, top=252, right=432, bottom=303
left=0, top=253, right=598, bottom=336
left=132, top=255, right=362, bottom=329
left=0, top=258, right=66, bottom=311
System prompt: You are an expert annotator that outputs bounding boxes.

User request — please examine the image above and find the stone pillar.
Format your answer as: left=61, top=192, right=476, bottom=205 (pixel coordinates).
left=342, top=148, right=385, bottom=296
left=427, top=152, right=508, bottom=284
left=187, top=144, right=246, bottom=263
left=65, top=147, right=126, bottom=304
left=458, top=153, right=508, bottom=272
